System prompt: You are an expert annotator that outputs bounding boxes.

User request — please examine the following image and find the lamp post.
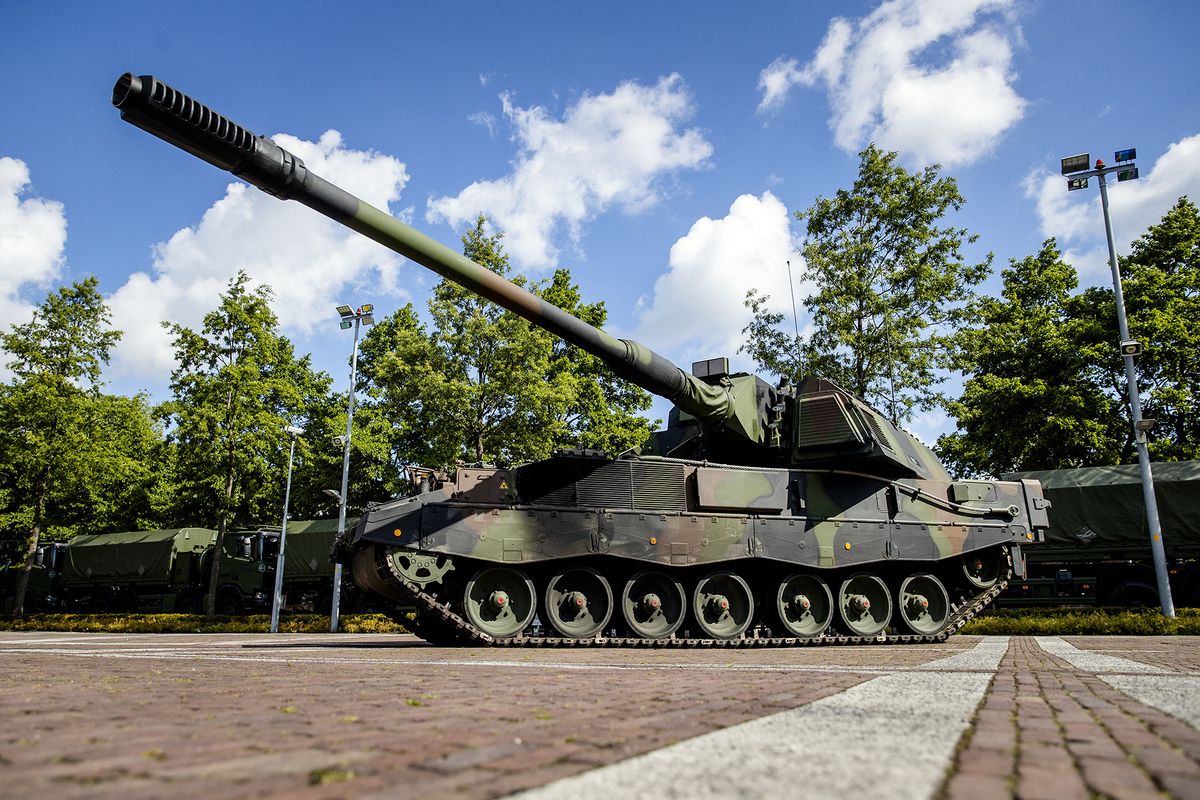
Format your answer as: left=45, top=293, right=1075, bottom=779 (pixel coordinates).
left=1060, top=148, right=1175, bottom=617
left=270, top=424, right=304, bottom=633
left=330, top=303, right=374, bottom=632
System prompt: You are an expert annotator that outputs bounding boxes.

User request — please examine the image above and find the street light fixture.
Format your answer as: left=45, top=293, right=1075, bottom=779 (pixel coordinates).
left=329, top=302, right=374, bottom=632
left=270, top=424, right=304, bottom=634
left=1060, top=147, right=1175, bottom=617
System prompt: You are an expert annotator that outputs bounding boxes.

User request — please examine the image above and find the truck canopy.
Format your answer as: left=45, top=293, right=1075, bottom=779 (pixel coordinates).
left=64, top=529, right=217, bottom=583
left=1005, top=462, right=1200, bottom=551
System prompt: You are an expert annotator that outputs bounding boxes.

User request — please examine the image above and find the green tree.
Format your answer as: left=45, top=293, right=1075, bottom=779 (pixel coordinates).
left=0, top=278, right=121, bottom=616
left=743, top=144, right=990, bottom=422
left=937, top=240, right=1124, bottom=477
left=162, top=272, right=330, bottom=619
left=1119, top=197, right=1200, bottom=459
left=360, top=216, right=654, bottom=470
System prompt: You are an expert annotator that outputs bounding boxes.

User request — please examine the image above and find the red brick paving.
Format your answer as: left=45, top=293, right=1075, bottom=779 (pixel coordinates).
left=3, top=633, right=1199, bottom=799
left=941, top=636, right=1200, bottom=800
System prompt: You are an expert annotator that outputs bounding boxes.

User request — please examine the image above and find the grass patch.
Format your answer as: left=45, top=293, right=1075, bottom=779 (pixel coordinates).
left=0, top=612, right=411, bottom=634
left=959, top=606, right=1200, bottom=636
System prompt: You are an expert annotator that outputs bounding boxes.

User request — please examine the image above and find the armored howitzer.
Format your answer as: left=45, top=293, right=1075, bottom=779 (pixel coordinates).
left=114, top=73, right=1049, bottom=645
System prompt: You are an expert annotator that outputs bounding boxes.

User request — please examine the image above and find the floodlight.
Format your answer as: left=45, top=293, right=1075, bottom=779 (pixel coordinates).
left=322, top=488, right=342, bottom=502
left=1067, top=177, right=1089, bottom=191
left=1135, top=418, right=1157, bottom=433
left=1117, top=167, right=1139, bottom=182
left=1114, top=148, right=1136, bottom=163
left=362, top=315, right=375, bottom=326
left=1060, top=153, right=1089, bottom=175
left=336, top=304, right=353, bottom=317
left=340, top=319, right=353, bottom=330
left=360, top=303, right=375, bottom=314
left=1120, top=340, right=1143, bottom=357
left=284, top=425, right=305, bottom=437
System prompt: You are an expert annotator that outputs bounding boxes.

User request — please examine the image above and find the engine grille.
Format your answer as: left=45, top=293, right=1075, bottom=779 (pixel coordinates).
left=517, top=458, right=686, bottom=512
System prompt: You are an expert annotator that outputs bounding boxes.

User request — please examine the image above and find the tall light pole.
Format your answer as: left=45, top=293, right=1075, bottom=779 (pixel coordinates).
left=330, top=303, right=374, bottom=632
left=270, top=424, right=304, bottom=633
left=1060, top=148, right=1175, bottom=617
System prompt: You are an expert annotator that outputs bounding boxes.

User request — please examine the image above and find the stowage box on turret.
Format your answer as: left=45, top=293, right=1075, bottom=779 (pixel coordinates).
left=113, top=73, right=1049, bottom=646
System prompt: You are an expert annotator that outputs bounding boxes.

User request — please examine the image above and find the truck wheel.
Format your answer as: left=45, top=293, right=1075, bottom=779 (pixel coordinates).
left=1108, top=581, right=1159, bottom=608
left=175, top=591, right=201, bottom=614
left=215, top=590, right=244, bottom=616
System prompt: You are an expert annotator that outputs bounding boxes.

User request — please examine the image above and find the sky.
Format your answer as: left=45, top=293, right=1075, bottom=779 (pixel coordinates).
left=2, top=0, right=1198, bottom=445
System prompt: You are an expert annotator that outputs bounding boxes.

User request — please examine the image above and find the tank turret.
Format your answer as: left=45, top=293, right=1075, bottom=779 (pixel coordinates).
left=112, top=73, right=944, bottom=481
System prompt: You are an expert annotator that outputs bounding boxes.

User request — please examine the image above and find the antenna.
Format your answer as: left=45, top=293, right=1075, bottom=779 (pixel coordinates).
left=786, top=260, right=802, bottom=379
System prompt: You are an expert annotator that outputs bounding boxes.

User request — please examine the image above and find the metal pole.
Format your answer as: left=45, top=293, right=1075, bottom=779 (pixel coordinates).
left=269, top=433, right=298, bottom=633
left=1097, top=171, right=1175, bottom=617
left=330, top=317, right=361, bottom=633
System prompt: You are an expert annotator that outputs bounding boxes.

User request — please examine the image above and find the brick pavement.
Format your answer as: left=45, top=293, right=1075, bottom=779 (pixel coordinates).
left=2, top=633, right=1198, bottom=799
left=941, top=636, right=1200, bottom=800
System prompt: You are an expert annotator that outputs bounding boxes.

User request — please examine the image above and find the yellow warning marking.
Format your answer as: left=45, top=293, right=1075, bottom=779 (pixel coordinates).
left=499, top=480, right=509, bottom=489
left=844, top=543, right=852, bottom=551
left=649, top=537, right=657, bottom=545
left=393, top=529, right=403, bottom=537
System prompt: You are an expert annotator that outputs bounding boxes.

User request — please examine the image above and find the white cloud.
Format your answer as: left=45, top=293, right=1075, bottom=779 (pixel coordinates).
left=107, top=130, right=410, bottom=379
left=632, top=192, right=802, bottom=360
left=0, top=157, right=67, bottom=332
left=469, top=111, right=499, bottom=138
left=427, top=75, right=713, bottom=269
left=761, top=0, right=1026, bottom=167
left=1024, top=134, right=1200, bottom=279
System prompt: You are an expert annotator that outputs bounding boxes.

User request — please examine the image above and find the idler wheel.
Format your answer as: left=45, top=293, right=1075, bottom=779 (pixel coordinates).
left=961, top=548, right=1003, bottom=590
left=544, top=568, right=613, bottom=639
left=897, top=572, right=951, bottom=635
left=692, top=571, right=754, bottom=639
left=837, top=572, right=892, bottom=637
left=775, top=573, right=833, bottom=637
left=621, top=570, right=685, bottom=639
left=462, top=567, right=536, bottom=638
left=387, top=550, right=455, bottom=588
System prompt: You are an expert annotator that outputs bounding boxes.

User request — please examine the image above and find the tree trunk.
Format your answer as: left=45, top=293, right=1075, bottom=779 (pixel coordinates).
left=205, top=389, right=238, bottom=622
left=13, top=475, right=48, bottom=619
left=204, top=467, right=235, bottom=622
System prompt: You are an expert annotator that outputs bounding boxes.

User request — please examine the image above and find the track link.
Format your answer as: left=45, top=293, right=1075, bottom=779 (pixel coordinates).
left=386, top=550, right=1011, bottom=648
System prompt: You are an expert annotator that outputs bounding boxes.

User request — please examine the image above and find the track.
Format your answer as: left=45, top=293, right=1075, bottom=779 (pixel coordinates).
left=386, top=551, right=1012, bottom=648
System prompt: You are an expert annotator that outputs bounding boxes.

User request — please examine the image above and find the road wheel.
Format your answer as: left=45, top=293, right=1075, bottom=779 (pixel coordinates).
left=837, top=572, right=892, bottom=637
left=544, top=568, right=613, bottom=638
left=462, top=567, right=536, bottom=638
left=962, top=548, right=1003, bottom=590
left=692, top=571, right=754, bottom=639
left=620, top=570, right=685, bottom=639
left=776, top=573, right=833, bottom=637
left=897, top=573, right=951, bottom=635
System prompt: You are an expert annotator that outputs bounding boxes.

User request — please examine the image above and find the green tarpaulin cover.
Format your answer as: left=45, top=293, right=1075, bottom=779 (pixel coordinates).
left=1005, top=462, right=1200, bottom=551
left=64, top=529, right=217, bottom=583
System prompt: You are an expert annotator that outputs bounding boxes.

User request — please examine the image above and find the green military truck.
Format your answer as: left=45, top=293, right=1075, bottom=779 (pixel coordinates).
left=237, top=517, right=358, bottom=613
left=61, top=528, right=279, bottom=614
left=1, top=541, right=68, bottom=613
left=1001, top=462, right=1200, bottom=607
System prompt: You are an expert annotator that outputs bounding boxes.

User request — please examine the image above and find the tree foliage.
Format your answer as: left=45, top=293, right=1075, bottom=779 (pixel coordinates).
left=0, top=278, right=122, bottom=616
left=161, top=272, right=330, bottom=618
left=936, top=240, right=1124, bottom=477
left=1119, top=197, right=1200, bottom=460
left=359, top=216, right=654, bottom=470
left=743, top=144, right=990, bottom=423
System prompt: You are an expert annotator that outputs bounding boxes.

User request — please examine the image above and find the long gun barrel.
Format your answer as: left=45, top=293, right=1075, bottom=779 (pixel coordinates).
left=112, top=73, right=735, bottom=426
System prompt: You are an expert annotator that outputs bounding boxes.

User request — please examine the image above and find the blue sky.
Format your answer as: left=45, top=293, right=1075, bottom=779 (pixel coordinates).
left=2, top=0, right=1198, bottom=443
